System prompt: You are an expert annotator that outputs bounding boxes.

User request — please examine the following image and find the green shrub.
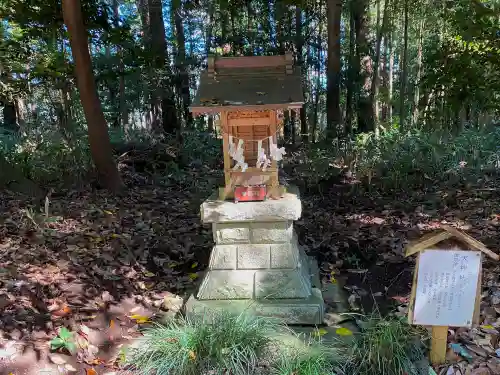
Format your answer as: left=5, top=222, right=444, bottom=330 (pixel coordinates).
left=124, top=312, right=285, bottom=375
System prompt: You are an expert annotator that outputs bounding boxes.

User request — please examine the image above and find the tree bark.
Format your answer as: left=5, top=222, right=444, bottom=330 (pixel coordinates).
left=370, top=0, right=391, bottom=135
left=400, top=0, right=409, bottom=130
left=113, top=0, right=128, bottom=128
left=172, top=0, right=192, bottom=127
left=2, top=101, right=18, bottom=132
left=62, top=0, right=124, bottom=192
left=346, top=3, right=355, bottom=136
left=353, top=0, right=374, bottom=133
left=388, top=29, right=394, bottom=124
left=326, top=0, right=342, bottom=139
left=295, top=5, right=308, bottom=143
left=148, top=0, right=179, bottom=136
left=412, top=18, right=424, bottom=126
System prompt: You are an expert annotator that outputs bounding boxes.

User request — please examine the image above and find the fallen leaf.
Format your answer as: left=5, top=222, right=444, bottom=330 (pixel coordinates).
left=188, top=350, right=196, bottom=361
left=49, top=353, right=68, bottom=365
left=79, top=324, right=90, bottom=337
left=335, top=327, right=353, bottom=336
left=188, top=273, right=198, bottom=281
left=109, top=320, right=115, bottom=329
left=191, top=262, right=198, bottom=269
left=391, top=296, right=409, bottom=303
left=65, top=364, right=77, bottom=372
left=86, top=368, right=97, bottom=375
left=313, top=328, right=328, bottom=337
left=450, top=343, right=473, bottom=361
left=144, top=271, right=155, bottom=277
left=129, top=314, right=151, bottom=324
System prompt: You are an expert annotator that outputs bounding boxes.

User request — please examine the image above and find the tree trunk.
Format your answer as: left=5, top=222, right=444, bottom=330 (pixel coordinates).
left=62, top=0, right=124, bottom=192
left=148, top=0, right=179, bottom=136
left=172, top=0, right=192, bottom=127
left=345, top=3, right=355, bottom=136
left=400, top=0, right=409, bottom=130
left=326, top=0, right=342, bottom=139
left=388, top=29, right=394, bottom=125
left=353, top=0, right=374, bottom=133
left=311, top=0, right=323, bottom=143
left=412, top=19, right=424, bottom=126
left=136, top=0, right=152, bottom=127
left=295, top=5, right=308, bottom=143
left=2, top=102, right=18, bottom=132
left=370, top=0, right=390, bottom=135
left=113, top=0, right=128, bottom=129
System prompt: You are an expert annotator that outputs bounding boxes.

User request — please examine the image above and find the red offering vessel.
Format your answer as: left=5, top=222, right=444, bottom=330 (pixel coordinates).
left=234, top=185, right=267, bottom=202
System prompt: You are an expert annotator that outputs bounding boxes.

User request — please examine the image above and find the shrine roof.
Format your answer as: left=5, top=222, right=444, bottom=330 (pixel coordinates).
left=190, top=54, right=304, bottom=115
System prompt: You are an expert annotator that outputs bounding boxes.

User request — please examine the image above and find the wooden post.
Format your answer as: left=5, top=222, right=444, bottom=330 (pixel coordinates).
left=221, top=112, right=231, bottom=196
left=430, top=326, right=448, bottom=365
left=285, top=53, right=293, bottom=75
left=208, top=54, right=215, bottom=78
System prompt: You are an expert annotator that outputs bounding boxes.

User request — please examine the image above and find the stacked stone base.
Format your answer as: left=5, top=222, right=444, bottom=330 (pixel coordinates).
left=185, top=188, right=324, bottom=325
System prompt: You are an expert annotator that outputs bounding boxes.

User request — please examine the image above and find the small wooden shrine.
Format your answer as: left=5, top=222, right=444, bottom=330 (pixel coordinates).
left=189, top=53, right=304, bottom=200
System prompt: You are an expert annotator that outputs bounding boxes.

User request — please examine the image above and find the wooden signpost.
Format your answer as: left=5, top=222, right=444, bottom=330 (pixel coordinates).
left=405, top=225, right=498, bottom=365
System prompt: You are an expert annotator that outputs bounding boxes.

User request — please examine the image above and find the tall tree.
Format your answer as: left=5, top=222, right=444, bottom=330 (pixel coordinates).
left=326, top=0, right=342, bottom=139
left=345, top=1, right=356, bottom=135
left=370, top=0, right=391, bottom=134
left=62, top=0, right=124, bottom=192
left=353, top=0, right=374, bottom=133
left=400, top=0, right=409, bottom=130
left=148, top=0, right=179, bottom=135
left=295, top=4, right=308, bottom=143
left=172, top=0, right=192, bottom=127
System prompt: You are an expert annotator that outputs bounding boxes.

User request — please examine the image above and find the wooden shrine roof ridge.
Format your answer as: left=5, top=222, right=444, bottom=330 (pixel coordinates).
left=190, top=53, right=304, bottom=115
left=405, top=224, right=499, bottom=260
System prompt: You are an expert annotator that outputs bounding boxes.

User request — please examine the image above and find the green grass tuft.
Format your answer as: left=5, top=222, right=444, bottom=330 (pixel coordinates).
left=123, top=311, right=285, bottom=375
left=336, top=316, right=427, bottom=375
left=271, top=340, right=335, bottom=375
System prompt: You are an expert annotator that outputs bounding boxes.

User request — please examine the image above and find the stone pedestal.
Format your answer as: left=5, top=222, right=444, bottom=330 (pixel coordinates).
left=185, top=187, right=325, bottom=325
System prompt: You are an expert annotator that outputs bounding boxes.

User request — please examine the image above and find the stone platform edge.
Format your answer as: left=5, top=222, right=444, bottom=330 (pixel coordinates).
left=184, top=255, right=325, bottom=326
left=184, top=288, right=324, bottom=325
left=200, top=185, right=302, bottom=223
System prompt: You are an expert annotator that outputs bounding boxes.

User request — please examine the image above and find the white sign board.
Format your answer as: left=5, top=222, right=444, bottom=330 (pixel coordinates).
left=412, top=249, right=481, bottom=327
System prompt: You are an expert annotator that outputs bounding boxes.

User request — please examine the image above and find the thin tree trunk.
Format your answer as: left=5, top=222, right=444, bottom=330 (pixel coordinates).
left=311, top=1, right=323, bottom=143
left=388, top=29, right=394, bottom=124
left=412, top=18, right=424, bottom=126
left=400, top=0, right=409, bottom=130
left=148, top=0, right=179, bottom=136
left=346, top=3, right=355, bottom=135
left=295, top=5, right=308, bottom=143
left=326, top=0, right=342, bottom=139
left=113, top=0, right=128, bottom=128
left=353, top=0, right=374, bottom=133
left=62, top=0, right=124, bottom=192
left=172, top=0, right=192, bottom=127
left=370, top=0, right=390, bottom=135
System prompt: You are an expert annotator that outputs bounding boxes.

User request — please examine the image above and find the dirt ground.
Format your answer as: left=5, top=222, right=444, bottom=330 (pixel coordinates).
left=1, top=167, right=500, bottom=374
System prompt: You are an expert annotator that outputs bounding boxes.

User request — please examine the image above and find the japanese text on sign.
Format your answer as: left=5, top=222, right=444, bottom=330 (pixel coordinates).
left=412, top=250, right=481, bottom=327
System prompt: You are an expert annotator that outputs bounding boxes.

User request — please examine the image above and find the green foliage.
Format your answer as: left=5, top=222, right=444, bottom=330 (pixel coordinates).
left=353, top=126, right=500, bottom=190
left=124, top=312, right=284, bottom=375
left=271, top=339, right=335, bottom=375
left=50, top=327, right=76, bottom=354
left=336, top=317, right=427, bottom=375
left=0, top=129, right=92, bottom=185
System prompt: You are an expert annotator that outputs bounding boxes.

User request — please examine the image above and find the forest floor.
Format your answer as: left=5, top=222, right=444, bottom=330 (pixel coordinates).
left=0, top=160, right=500, bottom=375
